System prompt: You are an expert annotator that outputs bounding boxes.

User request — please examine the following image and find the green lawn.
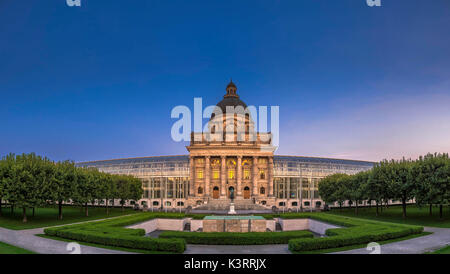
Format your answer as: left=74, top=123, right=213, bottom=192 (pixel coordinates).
left=0, top=241, right=35, bottom=254
left=430, top=245, right=450, bottom=254
left=326, top=204, right=450, bottom=228
left=0, top=206, right=136, bottom=230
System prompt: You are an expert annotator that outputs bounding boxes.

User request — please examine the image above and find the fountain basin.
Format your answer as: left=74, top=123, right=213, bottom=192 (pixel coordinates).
left=203, top=216, right=267, bottom=232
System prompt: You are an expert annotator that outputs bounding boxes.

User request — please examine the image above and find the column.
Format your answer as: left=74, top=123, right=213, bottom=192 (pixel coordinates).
left=189, top=156, right=195, bottom=197
left=252, top=156, right=258, bottom=196
left=236, top=156, right=242, bottom=196
left=268, top=156, right=274, bottom=197
left=220, top=156, right=226, bottom=197
left=205, top=156, right=210, bottom=197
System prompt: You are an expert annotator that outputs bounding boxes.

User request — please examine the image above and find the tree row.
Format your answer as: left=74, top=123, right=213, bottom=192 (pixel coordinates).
left=0, top=153, right=143, bottom=222
left=319, top=153, right=450, bottom=218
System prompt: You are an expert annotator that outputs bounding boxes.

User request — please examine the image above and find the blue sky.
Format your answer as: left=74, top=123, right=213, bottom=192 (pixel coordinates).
left=0, top=0, right=449, bottom=162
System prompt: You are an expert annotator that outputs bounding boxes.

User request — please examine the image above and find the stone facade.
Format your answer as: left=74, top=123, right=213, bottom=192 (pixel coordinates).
left=76, top=81, right=375, bottom=211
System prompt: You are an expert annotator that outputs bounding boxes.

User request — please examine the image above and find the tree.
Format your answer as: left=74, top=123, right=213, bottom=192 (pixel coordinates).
left=388, top=158, right=415, bottom=219
left=50, top=161, right=77, bottom=220
left=415, top=153, right=450, bottom=219
left=3, top=154, right=49, bottom=222
left=73, top=167, right=96, bottom=217
left=348, top=171, right=369, bottom=215
left=318, top=173, right=347, bottom=208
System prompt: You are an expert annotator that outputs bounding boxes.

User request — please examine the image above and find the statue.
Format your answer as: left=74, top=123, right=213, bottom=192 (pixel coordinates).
left=230, top=188, right=235, bottom=202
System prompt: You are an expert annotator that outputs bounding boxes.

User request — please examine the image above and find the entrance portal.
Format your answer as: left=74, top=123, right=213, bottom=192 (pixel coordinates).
left=212, top=187, right=219, bottom=199
left=243, top=186, right=250, bottom=199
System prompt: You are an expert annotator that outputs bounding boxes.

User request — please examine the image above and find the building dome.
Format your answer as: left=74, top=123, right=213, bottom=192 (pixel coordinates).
left=215, top=80, right=247, bottom=113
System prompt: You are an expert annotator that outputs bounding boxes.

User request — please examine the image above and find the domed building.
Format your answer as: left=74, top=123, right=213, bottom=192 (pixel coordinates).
left=77, top=81, right=374, bottom=211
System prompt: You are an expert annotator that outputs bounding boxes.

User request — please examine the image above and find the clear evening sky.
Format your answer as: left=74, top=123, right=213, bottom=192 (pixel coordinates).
left=0, top=0, right=449, bottom=163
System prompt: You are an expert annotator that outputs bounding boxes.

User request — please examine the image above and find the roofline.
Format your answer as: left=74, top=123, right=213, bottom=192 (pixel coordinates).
left=76, top=154, right=375, bottom=165
left=76, top=155, right=189, bottom=165
left=274, top=155, right=376, bottom=164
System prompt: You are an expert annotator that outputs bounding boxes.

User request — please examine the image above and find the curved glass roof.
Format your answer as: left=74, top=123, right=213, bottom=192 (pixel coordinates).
left=76, top=155, right=374, bottom=167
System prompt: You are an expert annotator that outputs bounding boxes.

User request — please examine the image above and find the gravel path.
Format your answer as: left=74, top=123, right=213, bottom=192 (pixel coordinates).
left=334, top=227, right=450, bottom=254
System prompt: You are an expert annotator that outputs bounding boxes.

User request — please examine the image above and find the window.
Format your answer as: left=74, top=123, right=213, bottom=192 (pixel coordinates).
left=165, top=201, right=172, bottom=207
left=259, top=170, right=266, bottom=179
left=279, top=202, right=286, bottom=207
left=258, top=158, right=267, bottom=164
left=213, top=170, right=220, bottom=179
left=315, top=201, right=322, bottom=207
left=198, top=187, right=203, bottom=194
left=304, top=201, right=310, bottom=207
left=196, top=158, right=204, bottom=164
left=260, top=187, right=265, bottom=195
left=292, top=202, right=298, bottom=207
left=261, top=200, right=267, bottom=205
left=228, top=169, right=235, bottom=179
left=243, top=169, right=250, bottom=179
left=197, top=169, right=204, bottom=179
left=196, top=200, right=203, bottom=205
left=152, top=201, right=159, bottom=206
left=177, top=201, right=184, bottom=207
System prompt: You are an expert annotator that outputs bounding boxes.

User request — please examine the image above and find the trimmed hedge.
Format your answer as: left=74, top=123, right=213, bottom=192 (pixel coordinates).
left=284, top=213, right=423, bottom=252
left=159, top=230, right=313, bottom=245
left=44, top=212, right=194, bottom=253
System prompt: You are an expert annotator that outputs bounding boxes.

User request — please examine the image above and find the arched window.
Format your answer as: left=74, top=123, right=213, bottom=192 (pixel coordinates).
left=304, top=201, right=310, bottom=207
left=165, top=201, right=172, bottom=207
left=177, top=201, right=184, bottom=207
left=260, top=187, right=265, bottom=195
left=279, top=202, right=286, bottom=207
left=198, top=187, right=203, bottom=194
left=292, top=202, right=298, bottom=207
left=261, top=200, right=267, bottom=205
left=315, top=201, right=322, bottom=207
left=152, top=201, right=159, bottom=206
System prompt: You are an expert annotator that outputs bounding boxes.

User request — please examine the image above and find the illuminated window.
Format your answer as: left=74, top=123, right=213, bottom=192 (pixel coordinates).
left=258, top=158, right=267, bottom=164
left=213, top=170, right=220, bottom=179
left=243, top=169, right=250, bottom=179
left=197, top=170, right=204, bottom=179
left=259, top=169, right=266, bottom=179
left=196, top=158, right=204, bottom=164
left=228, top=169, right=235, bottom=179
left=198, top=187, right=203, bottom=194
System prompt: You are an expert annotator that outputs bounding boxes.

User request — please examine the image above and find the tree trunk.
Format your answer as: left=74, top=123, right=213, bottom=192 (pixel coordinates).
left=11, top=205, right=14, bottom=215
left=32, top=207, right=35, bottom=217
left=0, top=198, right=2, bottom=217
left=376, top=202, right=379, bottom=216
left=22, top=207, right=27, bottom=223
left=355, top=201, right=358, bottom=215
left=402, top=198, right=407, bottom=219
left=440, top=204, right=443, bottom=219
left=429, top=204, right=433, bottom=216
left=106, top=198, right=109, bottom=215
left=58, top=201, right=63, bottom=220
left=85, top=203, right=89, bottom=217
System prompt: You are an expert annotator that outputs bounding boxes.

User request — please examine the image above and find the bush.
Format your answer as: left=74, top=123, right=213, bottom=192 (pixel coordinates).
left=159, top=230, right=313, bottom=245
left=44, top=212, right=191, bottom=253
left=285, top=213, right=423, bottom=252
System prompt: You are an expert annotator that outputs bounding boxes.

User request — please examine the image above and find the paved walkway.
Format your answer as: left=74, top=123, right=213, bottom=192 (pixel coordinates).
left=185, top=244, right=291, bottom=254
left=0, top=215, right=136, bottom=254
left=334, top=227, right=450, bottom=254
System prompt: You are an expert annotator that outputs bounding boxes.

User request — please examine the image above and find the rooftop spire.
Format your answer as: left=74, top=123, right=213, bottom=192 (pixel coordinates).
left=224, top=79, right=238, bottom=98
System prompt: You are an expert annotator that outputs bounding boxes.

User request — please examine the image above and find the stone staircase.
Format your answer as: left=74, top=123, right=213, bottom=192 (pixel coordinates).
left=193, top=198, right=268, bottom=211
